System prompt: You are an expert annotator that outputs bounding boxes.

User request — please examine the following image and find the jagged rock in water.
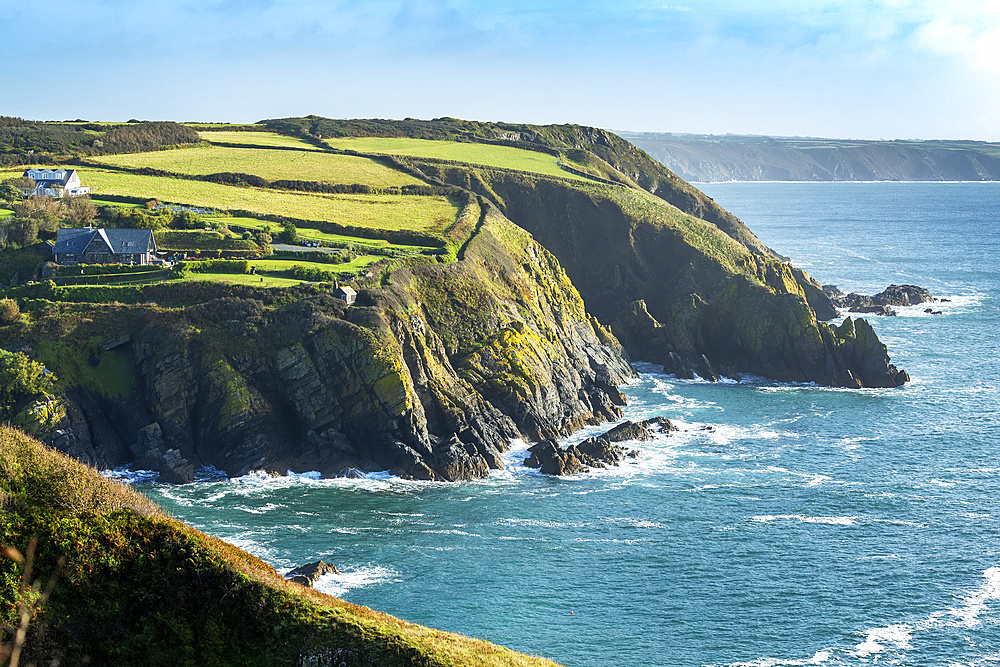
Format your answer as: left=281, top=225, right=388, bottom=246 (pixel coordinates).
left=426, top=434, right=493, bottom=482
left=828, top=284, right=934, bottom=311
left=524, top=439, right=590, bottom=476
left=285, top=560, right=341, bottom=587
left=131, top=422, right=195, bottom=484
left=850, top=305, right=897, bottom=316
left=525, top=417, right=675, bottom=475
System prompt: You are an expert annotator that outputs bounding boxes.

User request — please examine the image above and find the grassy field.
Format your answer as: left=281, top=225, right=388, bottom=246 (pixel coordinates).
left=325, top=137, right=588, bottom=181
left=93, top=144, right=424, bottom=188
left=70, top=168, right=460, bottom=234
left=199, top=131, right=320, bottom=150
left=178, top=271, right=305, bottom=287
left=250, top=255, right=382, bottom=274
left=0, top=208, right=13, bottom=219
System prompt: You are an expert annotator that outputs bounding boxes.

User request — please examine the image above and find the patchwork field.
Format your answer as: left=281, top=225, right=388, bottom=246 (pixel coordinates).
left=325, top=136, right=588, bottom=180
left=177, top=272, right=305, bottom=287
left=199, top=131, right=320, bottom=150
left=93, top=145, right=424, bottom=188
left=71, top=168, right=460, bottom=233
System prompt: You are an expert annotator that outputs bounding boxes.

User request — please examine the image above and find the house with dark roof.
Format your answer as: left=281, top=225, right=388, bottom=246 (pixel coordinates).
left=53, top=228, right=156, bottom=266
left=23, top=168, right=91, bottom=197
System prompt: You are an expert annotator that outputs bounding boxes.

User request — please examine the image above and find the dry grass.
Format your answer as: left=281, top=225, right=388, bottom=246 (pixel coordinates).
left=0, top=426, right=160, bottom=516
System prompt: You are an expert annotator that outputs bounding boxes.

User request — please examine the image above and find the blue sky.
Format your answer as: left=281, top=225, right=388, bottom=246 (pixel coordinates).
left=2, top=0, right=998, bottom=139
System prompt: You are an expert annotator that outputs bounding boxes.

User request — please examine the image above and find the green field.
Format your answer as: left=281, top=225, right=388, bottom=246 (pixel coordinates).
left=0, top=208, right=13, bottom=219
left=93, top=144, right=424, bottom=188
left=325, top=136, right=588, bottom=180
left=199, top=131, right=320, bottom=150
left=250, top=255, right=382, bottom=274
left=70, top=168, right=460, bottom=234
left=178, top=271, right=305, bottom=287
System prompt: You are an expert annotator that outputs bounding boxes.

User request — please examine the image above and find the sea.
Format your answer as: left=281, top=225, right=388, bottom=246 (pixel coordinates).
left=131, top=182, right=1000, bottom=666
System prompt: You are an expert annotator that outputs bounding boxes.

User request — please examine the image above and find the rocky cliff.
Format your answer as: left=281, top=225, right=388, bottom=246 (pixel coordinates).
left=409, top=162, right=905, bottom=388
left=5, top=209, right=633, bottom=482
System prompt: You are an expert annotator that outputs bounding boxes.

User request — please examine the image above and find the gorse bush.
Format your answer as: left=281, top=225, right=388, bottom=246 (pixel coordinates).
left=0, top=299, right=19, bottom=324
left=0, top=351, right=54, bottom=415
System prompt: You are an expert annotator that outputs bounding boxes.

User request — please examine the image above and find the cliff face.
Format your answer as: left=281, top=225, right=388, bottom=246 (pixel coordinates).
left=412, top=163, right=905, bottom=388
left=9, top=211, right=633, bottom=482
left=620, top=132, right=1000, bottom=182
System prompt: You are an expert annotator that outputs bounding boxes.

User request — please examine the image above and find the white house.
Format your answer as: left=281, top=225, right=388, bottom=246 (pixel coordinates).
left=22, top=168, right=91, bottom=197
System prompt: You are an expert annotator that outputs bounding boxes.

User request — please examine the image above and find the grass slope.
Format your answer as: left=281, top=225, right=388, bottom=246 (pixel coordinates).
left=94, top=145, right=424, bottom=188
left=199, top=130, right=321, bottom=150
left=0, top=427, right=559, bottom=666
left=68, top=168, right=460, bottom=234
left=325, top=137, right=588, bottom=181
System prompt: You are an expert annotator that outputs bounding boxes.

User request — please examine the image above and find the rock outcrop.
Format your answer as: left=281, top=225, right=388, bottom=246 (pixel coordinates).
left=524, top=417, right=674, bottom=475
left=824, top=284, right=934, bottom=311
left=285, top=560, right=341, bottom=587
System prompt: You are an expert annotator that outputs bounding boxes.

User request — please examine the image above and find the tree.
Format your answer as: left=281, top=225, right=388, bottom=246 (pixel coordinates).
left=0, top=177, right=32, bottom=205
left=66, top=197, right=97, bottom=226
left=0, top=349, right=55, bottom=413
left=278, top=222, right=299, bottom=244
left=0, top=298, right=18, bottom=324
left=7, top=218, right=38, bottom=246
left=13, top=196, right=61, bottom=231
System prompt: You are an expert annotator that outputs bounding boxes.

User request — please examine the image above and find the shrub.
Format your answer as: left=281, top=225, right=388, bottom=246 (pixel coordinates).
left=0, top=298, right=19, bottom=324
left=0, top=350, right=54, bottom=414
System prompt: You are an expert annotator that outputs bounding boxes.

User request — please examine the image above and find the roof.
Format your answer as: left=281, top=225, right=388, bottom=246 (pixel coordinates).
left=335, top=286, right=357, bottom=297
left=54, top=228, right=156, bottom=256
left=24, top=169, right=77, bottom=187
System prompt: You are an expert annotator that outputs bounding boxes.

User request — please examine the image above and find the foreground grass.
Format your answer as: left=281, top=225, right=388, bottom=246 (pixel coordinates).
left=69, top=168, right=460, bottom=234
left=93, top=144, right=424, bottom=188
left=0, top=427, right=558, bottom=666
left=325, top=137, right=588, bottom=181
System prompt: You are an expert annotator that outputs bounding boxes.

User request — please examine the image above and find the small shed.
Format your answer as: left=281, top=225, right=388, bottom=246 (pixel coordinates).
left=334, top=285, right=357, bottom=305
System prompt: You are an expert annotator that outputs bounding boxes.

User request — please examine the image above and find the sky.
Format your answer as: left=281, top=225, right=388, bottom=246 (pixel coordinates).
left=1, top=0, right=998, bottom=140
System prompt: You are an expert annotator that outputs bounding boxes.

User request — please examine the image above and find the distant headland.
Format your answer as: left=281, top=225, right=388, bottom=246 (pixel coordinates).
left=619, top=131, right=1000, bottom=182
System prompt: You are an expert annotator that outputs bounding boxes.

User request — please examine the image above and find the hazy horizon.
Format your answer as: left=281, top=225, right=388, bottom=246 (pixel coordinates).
left=3, top=1, right=998, bottom=141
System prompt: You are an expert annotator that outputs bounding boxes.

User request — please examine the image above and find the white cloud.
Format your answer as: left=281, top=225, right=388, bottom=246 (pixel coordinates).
left=895, top=0, right=1000, bottom=72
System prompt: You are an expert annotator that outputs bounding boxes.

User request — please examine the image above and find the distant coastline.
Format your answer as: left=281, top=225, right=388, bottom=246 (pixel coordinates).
left=620, top=131, right=1000, bottom=183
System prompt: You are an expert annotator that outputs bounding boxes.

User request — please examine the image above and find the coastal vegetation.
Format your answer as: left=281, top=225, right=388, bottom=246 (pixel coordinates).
left=0, top=427, right=559, bottom=666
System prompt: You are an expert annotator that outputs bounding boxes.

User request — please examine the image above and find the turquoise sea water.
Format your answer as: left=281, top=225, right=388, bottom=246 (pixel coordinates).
left=141, top=182, right=1000, bottom=666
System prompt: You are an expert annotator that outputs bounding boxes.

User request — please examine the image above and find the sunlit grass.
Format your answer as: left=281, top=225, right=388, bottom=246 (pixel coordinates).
left=94, top=144, right=424, bottom=188
left=199, top=131, right=319, bottom=150
left=70, top=168, right=460, bottom=234
left=325, top=137, right=588, bottom=180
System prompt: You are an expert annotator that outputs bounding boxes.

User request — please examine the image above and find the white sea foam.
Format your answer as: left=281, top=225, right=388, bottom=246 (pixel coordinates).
left=752, top=514, right=858, bottom=526
left=852, top=623, right=913, bottom=657
left=101, top=466, right=159, bottom=485
left=311, top=565, right=401, bottom=598
left=721, top=649, right=833, bottom=666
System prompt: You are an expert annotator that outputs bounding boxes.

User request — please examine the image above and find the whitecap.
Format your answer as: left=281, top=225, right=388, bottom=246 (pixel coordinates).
left=751, top=514, right=858, bottom=526
left=311, top=565, right=401, bottom=598
left=853, top=623, right=913, bottom=657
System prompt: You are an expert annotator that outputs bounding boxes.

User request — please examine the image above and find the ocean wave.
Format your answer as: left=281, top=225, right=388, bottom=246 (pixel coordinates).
left=311, top=565, right=401, bottom=598
left=852, top=623, right=913, bottom=657
left=750, top=514, right=925, bottom=528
